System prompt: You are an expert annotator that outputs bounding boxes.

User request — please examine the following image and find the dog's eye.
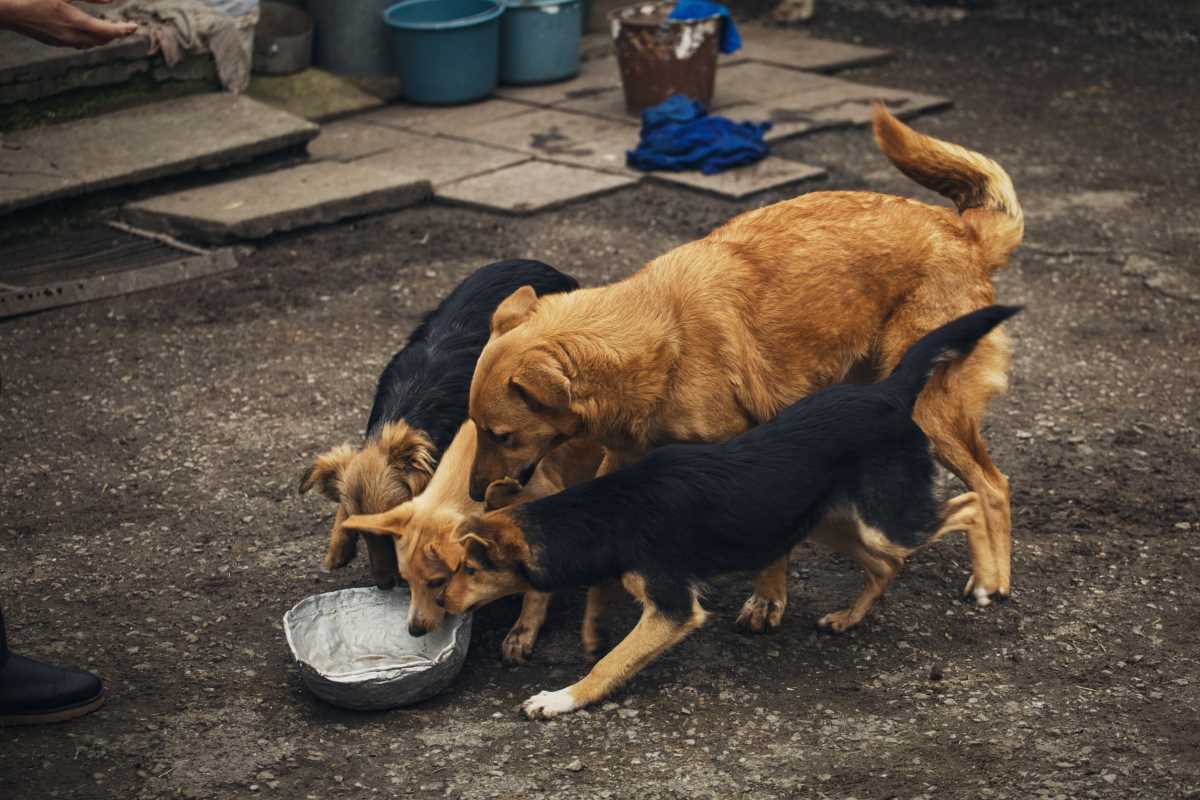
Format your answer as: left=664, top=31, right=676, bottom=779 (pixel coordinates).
left=495, top=431, right=515, bottom=446
left=463, top=565, right=477, bottom=576
left=427, top=578, right=446, bottom=589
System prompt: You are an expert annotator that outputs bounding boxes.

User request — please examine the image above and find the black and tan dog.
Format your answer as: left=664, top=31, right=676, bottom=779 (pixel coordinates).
left=441, top=306, right=1020, bottom=718
left=299, top=260, right=577, bottom=588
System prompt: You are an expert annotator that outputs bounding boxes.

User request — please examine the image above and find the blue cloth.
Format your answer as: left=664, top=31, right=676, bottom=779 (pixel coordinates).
left=667, top=1, right=740, bottom=55
left=627, top=95, right=770, bottom=175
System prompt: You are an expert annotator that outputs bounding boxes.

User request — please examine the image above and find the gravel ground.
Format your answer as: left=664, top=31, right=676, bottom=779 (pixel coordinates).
left=1, top=3, right=1198, bottom=799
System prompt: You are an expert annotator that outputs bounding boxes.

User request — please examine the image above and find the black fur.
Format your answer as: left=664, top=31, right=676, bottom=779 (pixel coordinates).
left=488, top=305, right=1021, bottom=620
left=365, top=260, right=578, bottom=451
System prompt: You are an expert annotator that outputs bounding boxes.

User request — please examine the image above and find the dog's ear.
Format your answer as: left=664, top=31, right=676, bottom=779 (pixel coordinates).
left=378, top=421, right=437, bottom=493
left=299, top=445, right=356, bottom=502
left=343, top=504, right=415, bottom=539
left=484, top=477, right=524, bottom=511
left=510, top=353, right=571, bottom=413
left=491, top=286, right=539, bottom=337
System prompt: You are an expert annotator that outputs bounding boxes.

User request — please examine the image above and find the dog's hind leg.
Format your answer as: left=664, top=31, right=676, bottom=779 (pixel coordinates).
left=522, top=576, right=707, bottom=719
left=912, top=332, right=1014, bottom=605
left=735, top=555, right=790, bottom=634
left=917, top=402, right=1011, bottom=605
left=812, top=514, right=903, bottom=633
left=501, top=591, right=552, bottom=666
left=581, top=579, right=623, bottom=658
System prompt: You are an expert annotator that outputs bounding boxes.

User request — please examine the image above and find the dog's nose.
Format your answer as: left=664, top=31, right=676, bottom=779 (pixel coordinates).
left=408, top=622, right=428, bottom=637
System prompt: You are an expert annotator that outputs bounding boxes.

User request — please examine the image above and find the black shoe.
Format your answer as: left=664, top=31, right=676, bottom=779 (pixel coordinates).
left=0, top=653, right=105, bottom=726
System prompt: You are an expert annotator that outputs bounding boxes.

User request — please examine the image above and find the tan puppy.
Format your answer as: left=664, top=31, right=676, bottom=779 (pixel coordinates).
left=343, top=421, right=602, bottom=663
left=299, top=421, right=436, bottom=589
left=466, top=106, right=1024, bottom=631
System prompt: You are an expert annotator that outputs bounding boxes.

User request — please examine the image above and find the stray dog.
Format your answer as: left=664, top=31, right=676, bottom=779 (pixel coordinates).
left=444, top=306, right=1021, bottom=718
left=466, top=107, right=1024, bottom=632
left=299, top=260, right=578, bottom=588
left=340, top=420, right=602, bottom=663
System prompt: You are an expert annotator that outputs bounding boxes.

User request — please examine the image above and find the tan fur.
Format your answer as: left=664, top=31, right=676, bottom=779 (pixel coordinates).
left=468, top=106, right=1024, bottom=617
left=809, top=492, right=985, bottom=632
left=299, top=421, right=437, bottom=589
left=344, top=422, right=602, bottom=660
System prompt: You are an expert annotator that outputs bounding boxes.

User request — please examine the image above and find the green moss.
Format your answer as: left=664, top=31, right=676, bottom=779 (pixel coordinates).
left=0, top=63, right=219, bottom=133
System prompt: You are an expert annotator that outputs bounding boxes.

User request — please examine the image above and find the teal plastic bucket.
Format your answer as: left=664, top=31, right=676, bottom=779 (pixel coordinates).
left=499, top=0, right=581, bottom=85
left=383, top=0, right=505, bottom=105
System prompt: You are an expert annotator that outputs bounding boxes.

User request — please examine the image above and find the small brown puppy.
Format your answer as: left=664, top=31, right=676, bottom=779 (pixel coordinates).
left=300, top=421, right=435, bottom=588
left=342, top=421, right=602, bottom=664
left=466, top=106, right=1023, bottom=628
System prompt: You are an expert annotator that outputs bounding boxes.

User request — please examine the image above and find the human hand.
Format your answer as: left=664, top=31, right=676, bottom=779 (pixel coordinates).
left=0, top=0, right=138, bottom=49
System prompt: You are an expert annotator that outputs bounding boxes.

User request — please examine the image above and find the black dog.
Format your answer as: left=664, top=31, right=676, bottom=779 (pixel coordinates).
left=300, top=260, right=578, bottom=588
left=441, top=305, right=1020, bottom=718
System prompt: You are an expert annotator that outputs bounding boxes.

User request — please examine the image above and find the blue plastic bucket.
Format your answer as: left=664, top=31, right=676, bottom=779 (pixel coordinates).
left=499, top=0, right=582, bottom=85
left=383, top=0, right=505, bottom=105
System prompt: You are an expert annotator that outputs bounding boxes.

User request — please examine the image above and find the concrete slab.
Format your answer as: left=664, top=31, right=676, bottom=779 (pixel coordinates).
left=0, top=93, right=318, bottom=215
left=306, top=120, right=412, bottom=162
left=495, top=58, right=623, bottom=107
left=360, top=99, right=539, bottom=136
left=436, top=160, right=638, bottom=215
left=247, top=68, right=387, bottom=122
left=124, top=161, right=431, bottom=243
left=459, top=108, right=638, bottom=174
left=722, top=27, right=892, bottom=73
left=355, top=133, right=530, bottom=188
left=554, top=84, right=638, bottom=124
left=648, top=157, right=825, bottom=200
left=0, top=31, right=151, bottom=86
left=737, top=80, right=951, bottom=143
left=709, top=62, right=842, bottom=110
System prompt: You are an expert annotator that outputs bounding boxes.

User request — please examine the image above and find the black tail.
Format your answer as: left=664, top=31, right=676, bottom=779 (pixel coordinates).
left=884, top=305, right=1022, bottom=408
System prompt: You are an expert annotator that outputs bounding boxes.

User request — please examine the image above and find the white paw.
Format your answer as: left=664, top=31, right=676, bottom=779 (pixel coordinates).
left=973, top=584, right=992, bottom=607
left=521, top=688, right=579, bottom=720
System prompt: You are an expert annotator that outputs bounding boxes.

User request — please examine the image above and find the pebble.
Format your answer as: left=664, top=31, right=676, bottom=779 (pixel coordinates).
left=564, top=759, right=584, bottom=772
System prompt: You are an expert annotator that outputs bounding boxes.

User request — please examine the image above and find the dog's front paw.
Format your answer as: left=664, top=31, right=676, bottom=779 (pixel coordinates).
left=521, top=688, right=579, bottom=720
left=735, top=593, right=786, bottom=634
left=500, top=626, right=536, bottom=666
left=816, top=609, right=860, bottom=633
left=962, top=574, right=1008, bottom=607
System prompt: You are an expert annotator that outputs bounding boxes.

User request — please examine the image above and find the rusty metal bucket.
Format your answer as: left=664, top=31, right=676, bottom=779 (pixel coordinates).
left=608, top=2, right=721, bottom=112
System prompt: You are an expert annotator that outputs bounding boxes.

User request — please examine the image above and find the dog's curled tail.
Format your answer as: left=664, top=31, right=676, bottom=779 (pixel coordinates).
left=872, top=105, right=1024, bottom=271
left=886, top=305, right=1023, bottom=409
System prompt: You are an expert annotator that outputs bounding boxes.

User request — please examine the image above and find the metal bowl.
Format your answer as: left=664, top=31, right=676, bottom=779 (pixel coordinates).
left=253, top=2, right=314, bottom=75
left=283, top=587, right=471, bottom=710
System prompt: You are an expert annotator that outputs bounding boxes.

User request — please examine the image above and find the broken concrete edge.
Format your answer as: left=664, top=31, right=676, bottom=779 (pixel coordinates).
left=645, top=165, right=828, bottom=201
left=722, top=50, right=894, bottom=74
left=123, top=180, right=433, bottom=245
left=751, top=94, right=954, bottom=145
left=430, top=159, right=535, bottom=190
left=0, top=34, right=153, bottom=84
left=434, top=174, right=641, bottom=217
left=0, top=124, right=319, bottom=217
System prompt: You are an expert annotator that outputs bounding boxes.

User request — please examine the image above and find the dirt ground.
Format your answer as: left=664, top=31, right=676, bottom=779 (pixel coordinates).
left=2, top=3, right=1199, bottom=799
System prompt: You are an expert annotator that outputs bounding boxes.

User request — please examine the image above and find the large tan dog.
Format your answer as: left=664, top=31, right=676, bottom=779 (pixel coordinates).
left=342, top=421, right=602, bottom=663
left=466, top=106, right=1024, bottom=631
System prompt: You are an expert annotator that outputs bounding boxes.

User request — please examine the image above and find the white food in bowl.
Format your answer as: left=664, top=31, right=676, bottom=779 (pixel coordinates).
left=284, top=587, right=472, bottom=710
